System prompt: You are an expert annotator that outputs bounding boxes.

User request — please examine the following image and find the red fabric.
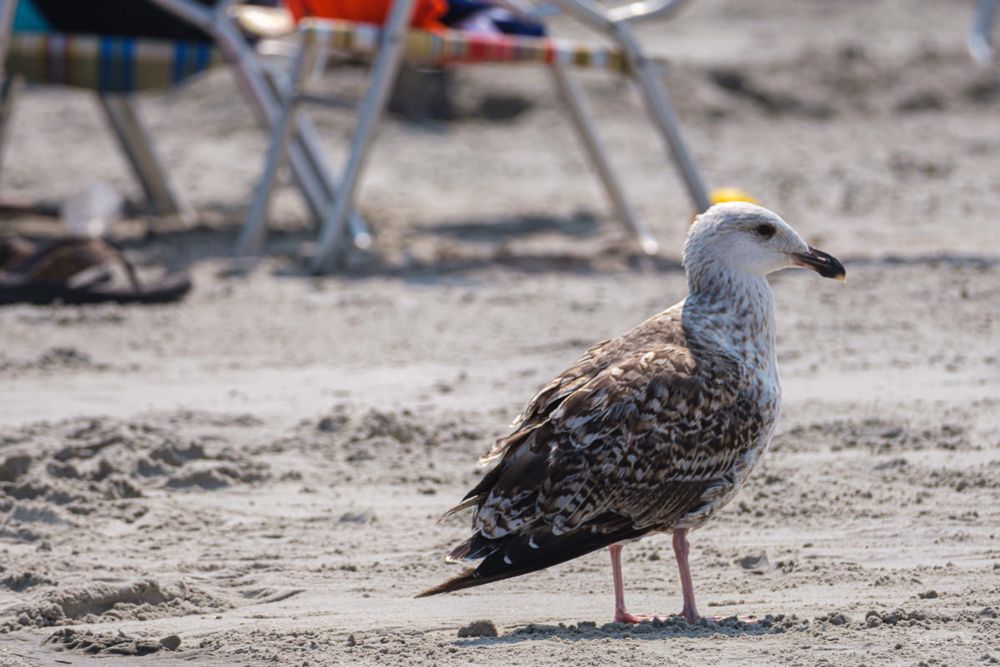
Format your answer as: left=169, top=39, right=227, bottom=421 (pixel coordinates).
left=285, top=0, right=448, bottom=30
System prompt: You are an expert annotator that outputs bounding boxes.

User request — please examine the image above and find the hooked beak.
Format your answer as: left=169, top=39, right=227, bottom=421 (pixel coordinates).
left=791, top=246, right=846, bottom=282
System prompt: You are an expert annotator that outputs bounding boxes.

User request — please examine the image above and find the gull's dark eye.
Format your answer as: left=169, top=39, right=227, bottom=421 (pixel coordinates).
left=755, top=223, right=775, bottom=239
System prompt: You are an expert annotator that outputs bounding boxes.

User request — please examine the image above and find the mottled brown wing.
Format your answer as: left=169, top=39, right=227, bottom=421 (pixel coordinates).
left=471, top=332, right=749, bottom=539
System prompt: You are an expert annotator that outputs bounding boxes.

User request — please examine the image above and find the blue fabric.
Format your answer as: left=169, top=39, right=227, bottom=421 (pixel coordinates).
left=442, top=0, right=489, bottom=23
left=194, top=42, right=209, bottom=72
left=98, top=37, right=115, bottom=91
left=14, top=0, right=51, bottom=32
left=442, top=1, right=546, bottom=37
left=172, top=41, right=188, bottom=84
left=121, top=37, right=135, bottom=92
left=98, top=38, right=138, bottom=93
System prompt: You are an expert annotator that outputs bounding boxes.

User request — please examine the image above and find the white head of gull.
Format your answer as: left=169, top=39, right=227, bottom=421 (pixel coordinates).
left=420, top=203, right=845, bottom=625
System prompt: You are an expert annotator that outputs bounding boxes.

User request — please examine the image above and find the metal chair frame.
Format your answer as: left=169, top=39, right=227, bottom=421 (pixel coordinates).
left=0, top=0, right=199, bottom=223
left=150, top=0, right=371, bottom=245
left=0, top=0, right=369, bottom=238
left=240, top=0, right=711, bottom=272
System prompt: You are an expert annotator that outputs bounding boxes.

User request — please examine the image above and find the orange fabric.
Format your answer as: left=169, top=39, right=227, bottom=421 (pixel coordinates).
left=285, top=0, right=448, bottom=30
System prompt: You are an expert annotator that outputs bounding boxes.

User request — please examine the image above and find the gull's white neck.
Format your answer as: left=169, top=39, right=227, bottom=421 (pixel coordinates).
left=683, top=267, right=778, bottom=372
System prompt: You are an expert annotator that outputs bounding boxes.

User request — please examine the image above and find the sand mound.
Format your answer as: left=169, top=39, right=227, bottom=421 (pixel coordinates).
left=1, top=579, right=226, bottom=632
left=45, top=628, right=180, bottom=656
left=196, top=627, right=342, bottom=664
left=0, top=415, right=270, bottom=539
left=286, top=405, right=496, bottom=486
left=0, top=347, right=111, bottom=376
left=0, top=570, right=54, bottom=593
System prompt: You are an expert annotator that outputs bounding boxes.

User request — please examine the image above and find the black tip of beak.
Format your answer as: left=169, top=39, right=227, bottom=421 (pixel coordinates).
left=793, top=246, right=846, bottom=282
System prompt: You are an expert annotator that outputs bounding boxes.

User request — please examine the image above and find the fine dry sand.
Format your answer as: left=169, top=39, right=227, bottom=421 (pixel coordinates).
left=1, top=1, right=999, bottom=665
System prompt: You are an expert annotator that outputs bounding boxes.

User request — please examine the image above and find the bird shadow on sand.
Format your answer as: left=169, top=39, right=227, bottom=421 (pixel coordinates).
left=455, top=615, right=798, bottom=647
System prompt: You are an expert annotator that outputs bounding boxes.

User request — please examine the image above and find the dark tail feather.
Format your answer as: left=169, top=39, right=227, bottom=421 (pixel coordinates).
left=415, top=567, right=483, bottom=598
left=417, top=516, right=649, bottom=598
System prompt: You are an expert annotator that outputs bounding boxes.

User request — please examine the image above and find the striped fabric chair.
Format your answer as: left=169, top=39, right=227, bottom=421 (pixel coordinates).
left=313, top=18, right=629, bottom=71
left=5, top=32, right=219, bottom=93
left=0, top=0, right=370, bottom=237
left=239, top=0, right=714, bottom=272
left=0, top=2, right=226, bottom=223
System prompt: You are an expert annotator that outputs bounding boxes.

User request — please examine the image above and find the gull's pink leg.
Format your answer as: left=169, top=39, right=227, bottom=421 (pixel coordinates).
left=609, top=544, right=648, bottom=624
left=673, top=528, right=700, bottom=623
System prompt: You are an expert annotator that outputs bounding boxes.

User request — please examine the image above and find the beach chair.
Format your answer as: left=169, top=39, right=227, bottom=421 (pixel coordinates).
left=238, top=0, right=714, bottom=272
left=0, top=0, right=371, bottom=242
left=969, top=0, right=998, bottom=65
left=0, top=0, right=220, bottom=223
left=149, top=0, right=372, bottom=245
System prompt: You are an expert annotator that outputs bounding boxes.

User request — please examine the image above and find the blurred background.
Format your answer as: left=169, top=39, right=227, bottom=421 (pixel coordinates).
left=3, top=0, right=999, bottom=273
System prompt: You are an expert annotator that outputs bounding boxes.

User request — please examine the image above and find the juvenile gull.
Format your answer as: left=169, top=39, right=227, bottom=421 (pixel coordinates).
left=419, top=202, right=845, bottom=623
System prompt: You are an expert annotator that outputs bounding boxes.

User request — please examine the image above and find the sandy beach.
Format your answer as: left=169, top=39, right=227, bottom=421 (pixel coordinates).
left=1, top=1, right=999, bottom=664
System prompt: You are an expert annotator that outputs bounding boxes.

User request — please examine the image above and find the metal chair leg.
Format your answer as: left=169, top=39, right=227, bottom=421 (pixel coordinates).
left=98, top=93, right=197, bottom=225
left=236, top=38, right=316, bottom=267
left=552, top=0, right=710, bottom=214
left=0, top=0, right=18, bottom=178
left=0, top=74, right=22, bottom=175
left=310, top=0, right=415, bottom=273
left=551, top=63, right=658, bottom=254
left=628, top=54, right=709, bottom=213
left=150, top=0, right=370, bottom=249
left=260, top=64, right=371, bottom=247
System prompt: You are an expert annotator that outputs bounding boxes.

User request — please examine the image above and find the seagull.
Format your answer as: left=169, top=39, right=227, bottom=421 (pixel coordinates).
left=418, top=202, right=845, bottom=624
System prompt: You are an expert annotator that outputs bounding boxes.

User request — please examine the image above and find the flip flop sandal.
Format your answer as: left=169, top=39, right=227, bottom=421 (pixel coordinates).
left=0, top=238, right=192, bottom=305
